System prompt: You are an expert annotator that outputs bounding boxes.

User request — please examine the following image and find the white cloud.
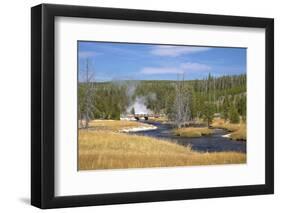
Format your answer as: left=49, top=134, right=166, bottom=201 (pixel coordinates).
left=180, top=62, right=211, bottom=71
left=150, top=46, right=210, bottom=57
left=79, top=51, right=99, bottom=58
left=140, top=62, right=211, bottom=75
left=140, top=67, right=184, bottom=75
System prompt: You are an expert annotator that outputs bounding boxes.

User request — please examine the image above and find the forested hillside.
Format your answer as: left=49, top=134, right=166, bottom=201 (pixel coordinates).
left=78, top=74, right=246, bottom=127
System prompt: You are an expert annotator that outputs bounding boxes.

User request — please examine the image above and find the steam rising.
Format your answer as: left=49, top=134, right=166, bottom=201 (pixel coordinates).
left=112, top=79, right=155, bottom=115
left=127, top=97, right=152, bottom=115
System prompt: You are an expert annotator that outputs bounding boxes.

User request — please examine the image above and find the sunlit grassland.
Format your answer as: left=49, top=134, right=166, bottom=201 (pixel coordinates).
left=148, top=116, right=169, bottom=123
left=211, top=118, right=246, bottom=141
left=88, top=120, right=151, bottom=131
left=173, top=127, right=213, bottom=138
left=229, top=127, right=246, bottom=141
left=78, top=130, right=246, bottom=170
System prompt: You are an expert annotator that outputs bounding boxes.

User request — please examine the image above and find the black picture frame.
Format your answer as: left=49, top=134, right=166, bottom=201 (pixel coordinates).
left=31, top=3, right=274, bottom=209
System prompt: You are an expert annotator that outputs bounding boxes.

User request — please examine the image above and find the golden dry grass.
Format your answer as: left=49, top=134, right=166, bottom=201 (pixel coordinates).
left=148, top=116, right=169, bottom=123
left=173, top=127, right=213, bottom=138
left=211, top=118, right=246, bottom=141
left=78, top=130, right=246, bottom=170
left=88, top=120, right=150, bottom=131
left=230, top=127, right=246, bottom=141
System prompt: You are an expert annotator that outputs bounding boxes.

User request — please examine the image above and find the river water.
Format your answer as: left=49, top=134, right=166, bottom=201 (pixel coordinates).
left=131, top=121, right=246, bottom=153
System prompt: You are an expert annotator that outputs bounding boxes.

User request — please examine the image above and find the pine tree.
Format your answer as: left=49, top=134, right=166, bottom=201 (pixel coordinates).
left=131, top=107, right=135, bottom=115
left=222, top=96, right=230, bottom=120
left=202, top=101, right=215, bottom=128
left=229, top=105, right=240, bottom=123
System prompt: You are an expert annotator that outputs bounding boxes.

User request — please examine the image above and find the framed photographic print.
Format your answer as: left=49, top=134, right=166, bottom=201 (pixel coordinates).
left=31, top=3, right=274, bottom=209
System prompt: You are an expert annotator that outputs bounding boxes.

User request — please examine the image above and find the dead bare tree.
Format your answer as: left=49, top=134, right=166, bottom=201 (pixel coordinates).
left=81, top=58, right=95, bottom=129
left=172, top=73, right=191, bottom=128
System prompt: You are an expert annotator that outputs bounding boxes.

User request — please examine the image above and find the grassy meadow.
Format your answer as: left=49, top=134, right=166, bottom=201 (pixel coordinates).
left=88, top=120, right=150, bottom=131
left=78, top=120, right=246, bottom=170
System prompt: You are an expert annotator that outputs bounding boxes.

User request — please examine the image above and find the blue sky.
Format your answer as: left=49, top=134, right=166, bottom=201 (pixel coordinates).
left=78, top=41, right=246, bottom=82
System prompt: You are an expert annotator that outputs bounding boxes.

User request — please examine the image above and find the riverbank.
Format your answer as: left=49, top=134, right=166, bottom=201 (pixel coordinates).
left=88, top=119, right=154, bottom=132
left=79, top=130, right=246, bottom=170
left=131, top=121, right=246, bottom=153
left=162, top=118, right=246, bottom=141
left=211, top=118, right=246, bottom=141
left=173, top=127, right=213, bottom=138
left=120, top=125, right=157, bottom=133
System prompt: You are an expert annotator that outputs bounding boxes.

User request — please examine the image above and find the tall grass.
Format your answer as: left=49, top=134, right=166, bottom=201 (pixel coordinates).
left=79, top=130, right=246, bottom=170
left=173, top=127, right=213, bottom=138
left=88, top=120, right=150, bottom=131
left=148, top=116, right=169, bottom=123
left=211, top=118, right=246, bottom=141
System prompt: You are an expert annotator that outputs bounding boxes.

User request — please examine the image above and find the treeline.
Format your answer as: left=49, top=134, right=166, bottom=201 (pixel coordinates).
left=78, top=82, right=128, bottom=121
left=78, top=74, right=246, bottom=127
left=190, top=74, right=246, bottom=125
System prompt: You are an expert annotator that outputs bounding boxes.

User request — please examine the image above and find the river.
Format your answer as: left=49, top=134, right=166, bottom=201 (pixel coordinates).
left=131, top=121, right=246, bottom=153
